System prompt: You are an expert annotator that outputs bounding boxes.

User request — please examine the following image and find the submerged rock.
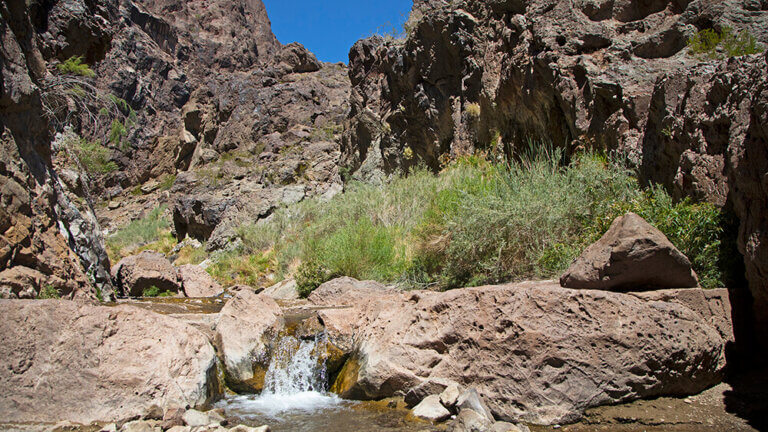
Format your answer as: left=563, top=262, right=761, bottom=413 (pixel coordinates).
left=0, top=300, right=220, bottom=423
left=561, top=213, right=699, bottom=291
left=315, top=278, right=731, bottom=424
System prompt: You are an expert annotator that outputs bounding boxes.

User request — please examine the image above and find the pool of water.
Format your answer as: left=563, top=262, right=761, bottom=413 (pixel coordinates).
left=218, top=393, right=440, bottom=432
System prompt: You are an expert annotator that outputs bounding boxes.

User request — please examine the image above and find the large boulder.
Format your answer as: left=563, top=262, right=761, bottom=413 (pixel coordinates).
left=0, top=300, right=220, bottom=423
left=314, top=278, right=731, bottom=425
left=112, top=251, right=181, bottom=297
left=177, top=264, right=223, bottom=298
left=560, top=213, right=698, bottom=291
left=215, top=290, right=283, bottom=392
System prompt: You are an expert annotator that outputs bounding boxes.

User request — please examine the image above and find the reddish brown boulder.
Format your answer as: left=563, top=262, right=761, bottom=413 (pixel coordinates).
left=560, top=213, right=698, bottom=291
left=112, top=251, right=181, bottom=297
left=314, top=278, right=730, bottom=425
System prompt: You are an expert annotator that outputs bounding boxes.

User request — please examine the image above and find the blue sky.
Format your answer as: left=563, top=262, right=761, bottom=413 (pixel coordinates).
left=263, top=0, right=414, bottom=64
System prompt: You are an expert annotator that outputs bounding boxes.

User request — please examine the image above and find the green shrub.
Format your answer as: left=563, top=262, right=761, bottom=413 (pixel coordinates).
left=688, top=27, right=763, bottom=60
left=67, top=136, right=118, bottom=175
left=57, top=56, right=96, bottom=77
left=141, top=285, right=175, bottom=297
left=109, top=119, right=128, bottom=147
left=159, top=173, right=177, bottom=191
left=106, top=206, right=171, bottom=261
left=37, top=285, right=61, bottom=299
left=209, top=148, right=728, bottom=295
left=465, top=103, right=481, bottom=119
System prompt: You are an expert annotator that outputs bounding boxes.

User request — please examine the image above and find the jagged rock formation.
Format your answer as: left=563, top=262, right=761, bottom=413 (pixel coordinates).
left=2, top=0, right=350, bottom=298
left=1, top=0, right=112, bottom=300
left=639, top=52, right=768, bottom=353
left=342, top=0, right=768, bottom=352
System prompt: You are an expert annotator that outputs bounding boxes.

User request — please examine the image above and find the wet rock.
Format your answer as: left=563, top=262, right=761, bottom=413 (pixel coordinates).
left=412, top=395, right=451, bottom=422
left=182, top=409, right=223, bottom=427
left=404, top=377, right=458, bottom=407
left=161, top=407, right=186, bottom=429
left=215, top=290, right=283, bottom=392
left=121, top=420, right=160, bottom=432
left=227, top=425, right=270, bottom=432
left=178, top=264, right=223, bottom=298
left=0, top=300, right=219, bottom=423
left=457, top=389, right=494, bottom=424
left=315, top=279, right=730, bottom=424
left=560, top=213, right=699, bottom=291
left=112, top=251, right=181, bottom=297
left=491, top=422, right=529, bottom=432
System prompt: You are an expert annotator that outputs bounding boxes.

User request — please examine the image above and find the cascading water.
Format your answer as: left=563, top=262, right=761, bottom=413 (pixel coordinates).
left=219, top=332, right=344, bottom=421
left=218, top=321, right=423, bottom=431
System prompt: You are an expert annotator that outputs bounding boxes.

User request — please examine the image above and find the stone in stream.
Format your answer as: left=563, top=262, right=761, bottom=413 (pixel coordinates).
left=412, top=394, right=451, bottom=422
left=560, top=213, right=699, bottom=291
left=215, top=289, right=283, bottom=392
left=450, top=408, right=493, bottom=432
left=0, top=300, right=220, bottom=424
left=313, top=278, right=731, bottom=425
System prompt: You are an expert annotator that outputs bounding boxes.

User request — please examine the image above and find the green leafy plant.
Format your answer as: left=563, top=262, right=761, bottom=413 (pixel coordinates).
left=465, top=103, right=481, bottom=119
left=57, top=56, right=96, bottom=78
left=64, top=135, right=118, bottom=175
left=688, top=27, right=763, bottom=60
left=205, top=147, right=729, bottom=295
left=37, top=284, right=61, bottom=299
left=141, top=285, right=174, bottom=297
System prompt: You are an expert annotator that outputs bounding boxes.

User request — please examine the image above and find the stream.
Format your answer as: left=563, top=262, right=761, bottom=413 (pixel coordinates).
left=216, top=333, right=434, bottom=432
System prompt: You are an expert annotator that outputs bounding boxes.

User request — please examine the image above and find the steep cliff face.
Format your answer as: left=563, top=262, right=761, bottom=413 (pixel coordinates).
left=1, top=0, right=110, bottom=300
left=1, top=0, right=350, bottom=298
left=640, top=53, right=768, bottom=353
left=342, top=0, right=767, bottom=177
left=342, top=0, right=768, bottom=353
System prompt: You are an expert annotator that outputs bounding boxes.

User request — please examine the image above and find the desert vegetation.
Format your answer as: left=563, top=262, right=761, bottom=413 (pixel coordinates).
left=195, top=149, right=727, bottom=296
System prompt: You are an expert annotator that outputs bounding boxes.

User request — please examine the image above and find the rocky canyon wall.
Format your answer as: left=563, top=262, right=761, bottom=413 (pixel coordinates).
left=342, top=0, right=768, bottom=356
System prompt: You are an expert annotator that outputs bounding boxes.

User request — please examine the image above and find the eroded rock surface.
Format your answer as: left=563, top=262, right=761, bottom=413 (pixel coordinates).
left=177, top=264, right=223, bottom=298
left=0, top=300, right=220, bottom=423
left=313, top=278, right=731, bottom=425
left=112, top=251, right=181, bottom=297
left=215, top=289, right=283, bottom=392
left=561, top=212, right=699, bottom=291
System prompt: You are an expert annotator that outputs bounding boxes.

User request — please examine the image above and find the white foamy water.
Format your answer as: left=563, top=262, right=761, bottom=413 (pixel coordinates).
left=218, top=334, right=346, bottom=420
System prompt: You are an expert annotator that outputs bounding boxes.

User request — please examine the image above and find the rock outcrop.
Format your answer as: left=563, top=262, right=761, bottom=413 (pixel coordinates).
left=638, top=52, right=768, bottom=354
left=341, top=0, right=768, bottom=354
left=314, top=278, right=731, bottom=425
left=214, top=289, right=283, bottom=392
left=1, top=0, right=113, bottom=300
left=561, top=212, right=699, bottom=290
left=0, top=300, right=220, bottom=423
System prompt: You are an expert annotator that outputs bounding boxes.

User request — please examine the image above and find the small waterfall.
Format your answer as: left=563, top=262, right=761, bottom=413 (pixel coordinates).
left=261, top=334, right=329, bottom=395
left=220, top=331, right=342, bottom=419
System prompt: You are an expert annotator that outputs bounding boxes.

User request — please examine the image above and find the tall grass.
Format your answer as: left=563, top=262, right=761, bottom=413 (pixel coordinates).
left=106, top=206, right=173, bottom=262
left=216, top=150, right=726, bottom=296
